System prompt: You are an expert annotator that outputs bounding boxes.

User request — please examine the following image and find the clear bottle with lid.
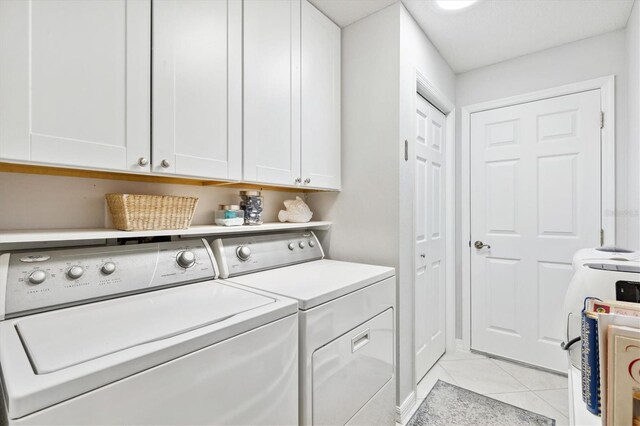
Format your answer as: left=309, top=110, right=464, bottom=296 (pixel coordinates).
left=240, top=191, right=263, bottom=225
left=215, top=204, right=245, bottom=226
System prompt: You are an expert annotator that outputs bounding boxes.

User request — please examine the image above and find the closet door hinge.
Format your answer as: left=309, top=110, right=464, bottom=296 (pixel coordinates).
left=600, top=229, right=604, bottom=246
left=404, top=140, right=408, bottom=161
left=600, top=111, right=604, bottom=129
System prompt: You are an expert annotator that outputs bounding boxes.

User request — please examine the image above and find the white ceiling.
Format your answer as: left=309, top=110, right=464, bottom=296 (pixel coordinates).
left=309, top=0, right=636, bottom=74
left=308, top=0, right=397, bottom=27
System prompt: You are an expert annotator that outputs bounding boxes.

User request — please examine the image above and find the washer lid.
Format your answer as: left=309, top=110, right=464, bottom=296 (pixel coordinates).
left=16, top=282, right=275, bottom=374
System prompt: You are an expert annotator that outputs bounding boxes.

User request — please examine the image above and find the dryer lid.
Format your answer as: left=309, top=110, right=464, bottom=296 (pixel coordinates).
left=225, top=259, right=395, bottom=310
left=16, top=282, right=275, bottom=374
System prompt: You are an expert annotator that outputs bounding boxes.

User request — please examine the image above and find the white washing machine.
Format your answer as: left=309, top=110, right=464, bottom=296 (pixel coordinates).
left=571, top=246, right=640, bottom=271
left=212, top=231, right=396, bottom=426
left=562, top=247, right=640, bottom=425
left=0, top=239, right=298, bottom=425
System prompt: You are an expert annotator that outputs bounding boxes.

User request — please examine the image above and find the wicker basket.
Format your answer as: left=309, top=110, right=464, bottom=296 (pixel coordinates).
left=106, top=193, right=199, bottom=231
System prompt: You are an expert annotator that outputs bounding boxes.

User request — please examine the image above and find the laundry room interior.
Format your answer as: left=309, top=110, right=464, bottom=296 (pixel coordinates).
left=0, top=0, right=639, bottom=425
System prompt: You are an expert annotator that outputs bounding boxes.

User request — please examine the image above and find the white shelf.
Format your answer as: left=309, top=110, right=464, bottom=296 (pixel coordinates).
left=0, top=221, right=332, bottom=244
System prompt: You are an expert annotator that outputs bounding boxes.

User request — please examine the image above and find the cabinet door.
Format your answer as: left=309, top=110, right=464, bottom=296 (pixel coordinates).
left=243, top=0, right=301, bottom=186
left=152, top=0, right=242, bottom=180
left=0, top=0, right=150, bottom=172
left=301, top=0, right=341, bottom=190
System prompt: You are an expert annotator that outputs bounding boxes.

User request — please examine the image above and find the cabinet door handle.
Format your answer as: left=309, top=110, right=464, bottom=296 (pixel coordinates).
left=304, top=178, right=311, bottom=184
left=160, top=160, right=170, bottom=168
left=138, top=157, right=149, bottom=166
left=295, top=177, right=302, bottom=184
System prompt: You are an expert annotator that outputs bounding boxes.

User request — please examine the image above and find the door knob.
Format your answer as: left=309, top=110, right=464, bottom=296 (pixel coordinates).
left=138, top=157, right=149, bottom=166
left=160, top=159, right=170, bottom=168
left=474, top=240, right=491, bottom=249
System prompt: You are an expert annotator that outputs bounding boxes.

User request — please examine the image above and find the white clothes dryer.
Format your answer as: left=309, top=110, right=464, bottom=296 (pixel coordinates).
left=212, top=232, right=396, bottom=426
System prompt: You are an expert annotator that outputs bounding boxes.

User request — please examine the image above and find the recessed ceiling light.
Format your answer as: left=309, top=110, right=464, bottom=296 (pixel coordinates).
left=435, top=0, right=478, bottom=11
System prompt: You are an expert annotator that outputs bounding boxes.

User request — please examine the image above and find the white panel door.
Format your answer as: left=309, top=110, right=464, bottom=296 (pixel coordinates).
left=0, top=0, right=150, bottom=172
left=301, top=0, right=341, bottom=190
left=470, top=90, right=601, bottom=372
left=415, top=94, right=446, bottom=382
left=243, top=0, right=301, bottom=186
left=153, top=0, right=241, bottom=180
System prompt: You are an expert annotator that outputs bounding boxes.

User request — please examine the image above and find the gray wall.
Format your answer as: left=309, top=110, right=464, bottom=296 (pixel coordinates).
left=0, top=172, right=303, bottom=230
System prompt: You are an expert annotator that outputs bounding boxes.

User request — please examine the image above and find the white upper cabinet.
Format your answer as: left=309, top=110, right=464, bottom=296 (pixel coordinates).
left=0, top=0, right=340, bottom=190
left=152, top=0, right=242, bottom=180
left=243, top=0, right=302, bottom=186
left=243, top=0, right=341, bottom=190
left=301, top=0, right=341, bottom=190
left=0, top=0, right=150, bottom=172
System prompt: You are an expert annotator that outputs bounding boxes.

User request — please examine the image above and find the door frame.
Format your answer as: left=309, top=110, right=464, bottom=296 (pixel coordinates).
left=413, top=70, right=457, bottom=361
left=460, top=75, right=616, bottom=349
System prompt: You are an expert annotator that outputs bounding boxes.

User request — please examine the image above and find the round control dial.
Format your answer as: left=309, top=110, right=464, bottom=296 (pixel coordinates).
left=28, top=270, right=47, bottom=285
left=288, top=243, right=295, bottom=251
left=299, top=241, right=306, bottom=249
left=176, top=251, right=196, bottom=268
left=67, top=266, right=84, bottom=280
left=236, top=246, right=252, bottom=261
left=101, top=262, right=116, bottom=275
left=309, top=240, right=315, bottom=248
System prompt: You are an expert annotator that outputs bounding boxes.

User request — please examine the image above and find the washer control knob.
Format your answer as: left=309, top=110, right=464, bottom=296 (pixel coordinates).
left=236, top=246, right=252, bottom=261
left=309, top=240, right=315, bottom=248
left=28, top=270, right=47, bottom=285
left=101, top=262, right=116, bottom=275
left=67, top=266, right=84, bottom=279
left=176, top=251, right=196, bottom=268
left=299, top=241, right=306, bottom=249
left=288, top=243, right=295, bottom=251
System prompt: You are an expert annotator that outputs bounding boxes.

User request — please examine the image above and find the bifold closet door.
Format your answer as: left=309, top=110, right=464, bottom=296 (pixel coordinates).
left=414, top=94, right=447, bottom=382
left=153, top=0, right=242, bottom=180
left=470, top=90, right=601, bottom=372
left=0, top=0, right=150, bottom=172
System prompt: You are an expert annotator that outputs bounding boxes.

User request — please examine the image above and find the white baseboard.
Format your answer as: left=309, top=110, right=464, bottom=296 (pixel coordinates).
left=395, top=391, right=417, bottom=424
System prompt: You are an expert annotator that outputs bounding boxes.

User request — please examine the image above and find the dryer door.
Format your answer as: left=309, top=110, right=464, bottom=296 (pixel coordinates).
left=312, top=308, right=393, bottom=425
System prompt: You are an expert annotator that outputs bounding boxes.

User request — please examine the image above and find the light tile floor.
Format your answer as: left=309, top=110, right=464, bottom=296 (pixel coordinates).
left=401, top=349, right=569, bottom=426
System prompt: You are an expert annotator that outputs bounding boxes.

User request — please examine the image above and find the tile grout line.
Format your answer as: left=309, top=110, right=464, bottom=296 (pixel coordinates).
left=488, top=358, right=569, bottom=420
left=532, top=389, right=570, bottom=418
left=488, top=358, right=547, bottom=392
left=489, top=358, right=569, bottom=391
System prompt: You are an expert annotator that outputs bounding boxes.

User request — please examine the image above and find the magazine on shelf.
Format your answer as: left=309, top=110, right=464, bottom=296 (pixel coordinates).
left=606, top=326, right=640, bottom=426
left=582, top=306, right=601, bottom=414
left=578, top=299, right=640, bottom=424
left=596, top=308, right=640, bottom=425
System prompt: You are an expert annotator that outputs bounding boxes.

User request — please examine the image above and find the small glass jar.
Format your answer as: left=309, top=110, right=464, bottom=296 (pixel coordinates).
left=215, top=204, right=244, bottom=226
left=240, top=190, right=263, bottom=225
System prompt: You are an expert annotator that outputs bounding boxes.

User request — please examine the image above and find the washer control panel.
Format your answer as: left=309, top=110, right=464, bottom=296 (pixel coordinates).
left=211, top=232, right=323, bottom=278
left=1, top=239, right=216, bottom=318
